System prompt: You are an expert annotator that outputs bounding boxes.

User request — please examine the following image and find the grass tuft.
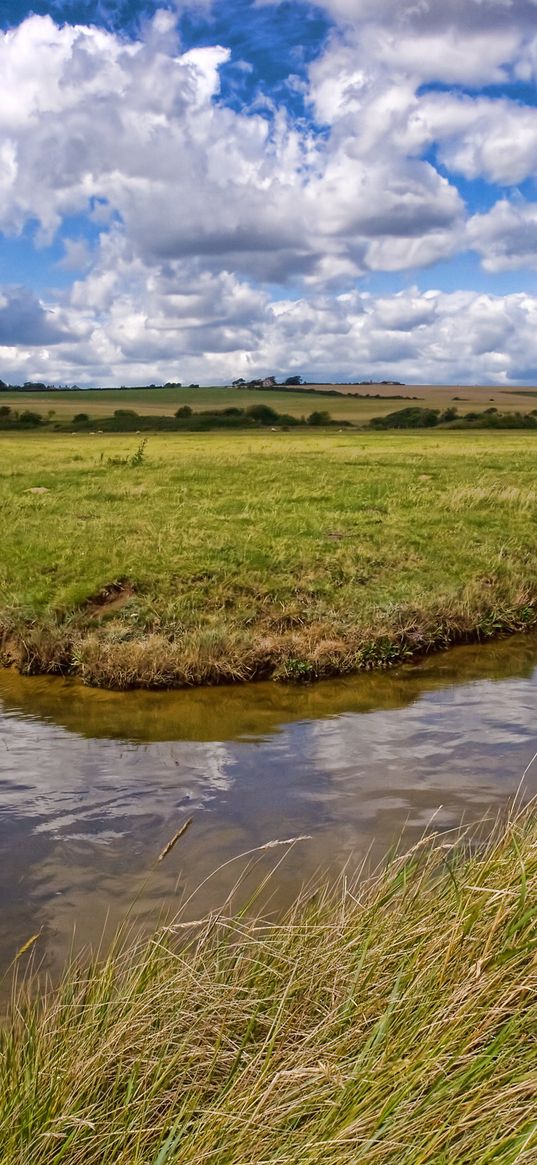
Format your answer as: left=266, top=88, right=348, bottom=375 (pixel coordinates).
left=1, top=807, right=537, bottom=1162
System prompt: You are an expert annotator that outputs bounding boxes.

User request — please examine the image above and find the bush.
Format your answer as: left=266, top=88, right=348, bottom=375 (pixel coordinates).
left=307, top=410, right=332, bottom=426
left=175, top=405, right=193, bottom=418
left=73, top=413, right=90, bottom=423
left=370, top=407, right=440, bottom=429
left=245, top=404, right=280, bottom=424
left=19, top=410, right=44, bottom=426
left=439, top=406, right=458, bottom=423
left=278, top=413, right=301, bottom=426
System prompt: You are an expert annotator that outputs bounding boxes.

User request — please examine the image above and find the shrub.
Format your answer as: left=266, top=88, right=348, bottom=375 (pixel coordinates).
left=439, top=406, right=458, bottom=422
left=245, top=404, right=280, bottom=424
left=307, top=410, right=332, bottom=426
left=19, top=410, right=44, bottom=426
left=175, top=405, right=193, bottom=418
left=370, top=407, right=440, bottom=429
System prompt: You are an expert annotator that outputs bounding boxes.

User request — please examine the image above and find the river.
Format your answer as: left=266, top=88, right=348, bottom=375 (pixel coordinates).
left=0, top=633, right=536, bottom=981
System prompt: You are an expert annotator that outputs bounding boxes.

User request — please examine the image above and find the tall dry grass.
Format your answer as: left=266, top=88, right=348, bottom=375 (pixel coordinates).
left=1, top=806, right=537, bottom=1163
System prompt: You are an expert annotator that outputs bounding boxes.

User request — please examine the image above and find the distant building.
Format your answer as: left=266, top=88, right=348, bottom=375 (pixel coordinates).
left=244, top=376, right=277, bottom=389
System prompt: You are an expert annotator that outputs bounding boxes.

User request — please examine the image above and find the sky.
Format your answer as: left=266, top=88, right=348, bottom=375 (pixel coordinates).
left=1, top=0, right=537, bottom=386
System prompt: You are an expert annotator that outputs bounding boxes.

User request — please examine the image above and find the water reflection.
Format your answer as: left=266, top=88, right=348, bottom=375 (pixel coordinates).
left=0, top=634, right=536, bottom=981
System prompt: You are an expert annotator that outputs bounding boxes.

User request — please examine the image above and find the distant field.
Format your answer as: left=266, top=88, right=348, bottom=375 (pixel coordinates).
left=1, top=383, right=536, bottom=424
left=0, top=429, right=536, bottom=687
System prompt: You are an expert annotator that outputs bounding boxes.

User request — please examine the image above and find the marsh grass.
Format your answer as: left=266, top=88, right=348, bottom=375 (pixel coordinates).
left=2, top=806, right=537, bottom=1163
left=1, top=430, right=537, bottom=687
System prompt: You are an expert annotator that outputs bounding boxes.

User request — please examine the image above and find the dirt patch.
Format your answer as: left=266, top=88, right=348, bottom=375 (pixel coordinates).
left=85, top=581, right=136, bottom=619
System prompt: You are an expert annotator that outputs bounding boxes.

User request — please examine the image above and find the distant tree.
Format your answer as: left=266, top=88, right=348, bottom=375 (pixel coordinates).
left=439, top=406, right=458, bottom=422
left=245, top=403, right=280, bottom=424
left=73, top=412, right=90, bottom=423
left=232, top=378, right=246, bottom=387
left=175, top=405, right=193, bottom=418
left=19, top=410, right=44, bottom=426
left=0, top=380, right=7, bottom=391
left=278, top=413, right=300, bottom=426
left=284, top=375, right=303, bottom=386
left=0, top=405, right=11, bottom=417
left=370, top=407, right=439, bottom=430
left=307, top=410, right=332, bottom=426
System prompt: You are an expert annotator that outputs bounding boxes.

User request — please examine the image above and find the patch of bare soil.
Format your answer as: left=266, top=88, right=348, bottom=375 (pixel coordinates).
left=85, top=581, right=136, bottom=618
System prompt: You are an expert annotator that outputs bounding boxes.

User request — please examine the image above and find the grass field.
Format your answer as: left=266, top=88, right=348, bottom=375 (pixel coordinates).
left=1, top=807, right=537, bottom=1163
left=1, top=382, right=536, bottom=424
left=0, top=428, right=536, bottom=687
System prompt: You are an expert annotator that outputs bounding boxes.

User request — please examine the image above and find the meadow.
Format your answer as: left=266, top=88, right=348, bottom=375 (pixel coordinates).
left=1, top=807, right=536, bottom=1163
left=0, top=428, right=536, bottom=687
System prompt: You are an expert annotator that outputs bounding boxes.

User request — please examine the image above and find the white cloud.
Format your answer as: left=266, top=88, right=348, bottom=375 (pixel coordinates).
left=2, top=5, right=537, bottom=382
left=6, top=263, right=537, bottom=387
left=420, top=96, right=537, bottom=185
left=0, top=12, right=464, bottom=284
left=0, top=287, right=74, bottom=346
left=468, top=199, right=537, bottom=270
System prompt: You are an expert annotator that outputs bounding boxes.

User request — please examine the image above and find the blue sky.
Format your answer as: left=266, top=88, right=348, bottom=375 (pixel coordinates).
left=1, top=0, right=537, bottom=385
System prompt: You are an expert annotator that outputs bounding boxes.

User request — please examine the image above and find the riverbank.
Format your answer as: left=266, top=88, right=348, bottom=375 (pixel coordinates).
left=2, top=808, right=536, bottom=1163
left=1, top=430, right=536, bottom=688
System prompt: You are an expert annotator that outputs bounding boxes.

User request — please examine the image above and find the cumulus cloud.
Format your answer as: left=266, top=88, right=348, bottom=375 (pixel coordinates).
left=5, top=262, right=537, bottom=387
left=0, top=12, right=465, bottom=285
left=420, top=95, right=537, bottom=185
left=0, top=287, right=71, bottom=346
left=1, top=3, right=537, bottom=382
left=468, top=199, right=537, bottom=270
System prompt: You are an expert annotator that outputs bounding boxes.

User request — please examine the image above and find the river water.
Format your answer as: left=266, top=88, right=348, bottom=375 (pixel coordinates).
left=0, top=634, right=536, bottom=980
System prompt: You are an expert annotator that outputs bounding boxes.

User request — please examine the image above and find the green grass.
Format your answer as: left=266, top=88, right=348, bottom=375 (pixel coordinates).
left=1, top=429, right=536, bottom=687
left=2, top=807, right=537, bottom=1163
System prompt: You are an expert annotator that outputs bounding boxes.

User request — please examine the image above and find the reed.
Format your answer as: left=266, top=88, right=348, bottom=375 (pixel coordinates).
left=1, top=806, right=537, bottom=1163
